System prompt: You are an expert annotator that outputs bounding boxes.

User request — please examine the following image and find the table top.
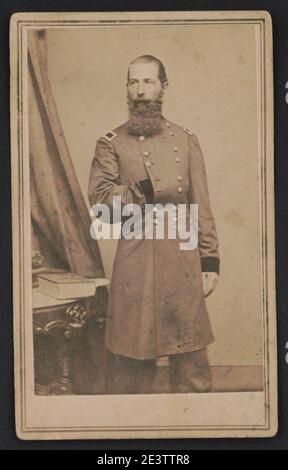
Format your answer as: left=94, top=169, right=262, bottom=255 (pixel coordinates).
left=33, top=288, right=85, bottom=310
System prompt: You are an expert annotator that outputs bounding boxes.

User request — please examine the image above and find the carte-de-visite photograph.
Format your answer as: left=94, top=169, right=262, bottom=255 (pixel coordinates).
left=11, top=11, right=277, bottom=439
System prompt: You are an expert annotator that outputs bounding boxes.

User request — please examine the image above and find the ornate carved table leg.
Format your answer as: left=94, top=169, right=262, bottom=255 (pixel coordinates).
left=33, top=301, right=88, bottom=395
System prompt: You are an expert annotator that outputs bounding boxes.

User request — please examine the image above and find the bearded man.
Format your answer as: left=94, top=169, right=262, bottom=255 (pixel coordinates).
left=88, top=55, right=220, bottom=394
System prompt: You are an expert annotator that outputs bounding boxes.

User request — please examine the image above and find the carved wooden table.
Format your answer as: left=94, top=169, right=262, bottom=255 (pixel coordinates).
left=33, top=288, right=107, bottom=395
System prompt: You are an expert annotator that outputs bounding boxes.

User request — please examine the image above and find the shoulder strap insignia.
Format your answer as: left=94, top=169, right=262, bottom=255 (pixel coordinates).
left=183, top=127, right=193, bottom=136
left=103, top=131, right=117, bottom=142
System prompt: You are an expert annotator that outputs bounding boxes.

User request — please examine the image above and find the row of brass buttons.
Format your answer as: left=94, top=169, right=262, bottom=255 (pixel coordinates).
left=139, top=123, right=183, bottom=193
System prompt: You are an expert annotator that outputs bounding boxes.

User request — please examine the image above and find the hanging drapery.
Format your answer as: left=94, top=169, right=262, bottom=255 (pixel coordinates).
left=28, top=30, right=104, bottom=278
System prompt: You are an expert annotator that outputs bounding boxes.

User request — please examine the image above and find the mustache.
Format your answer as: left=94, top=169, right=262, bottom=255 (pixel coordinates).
left=128, top=96, right=163, bottom=104
left=132, top=98, right=152, bottom=103
left=127, top=98, right=163, bottom=115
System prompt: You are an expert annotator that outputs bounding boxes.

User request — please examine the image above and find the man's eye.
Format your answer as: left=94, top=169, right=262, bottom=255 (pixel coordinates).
left=128, top=80, right=137, bottom=85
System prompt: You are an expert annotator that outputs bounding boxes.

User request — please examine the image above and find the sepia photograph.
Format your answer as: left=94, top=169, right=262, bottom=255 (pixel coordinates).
left=10, top=11, right=277, bottom=439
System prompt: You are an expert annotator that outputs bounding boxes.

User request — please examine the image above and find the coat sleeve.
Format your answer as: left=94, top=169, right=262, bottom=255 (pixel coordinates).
left=188, top=133, right=220, bottom=274
left=88, top=137, right=147, bottom=212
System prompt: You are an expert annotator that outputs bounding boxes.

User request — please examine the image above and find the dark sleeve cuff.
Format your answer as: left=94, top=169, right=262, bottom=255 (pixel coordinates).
left=201, top=257, right=220, bottom=274
left=139, top=179, right=154, bottom=204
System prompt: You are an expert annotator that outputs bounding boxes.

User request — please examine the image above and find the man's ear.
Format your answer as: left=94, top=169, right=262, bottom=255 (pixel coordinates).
left=162, top=81, right=169, bottom=91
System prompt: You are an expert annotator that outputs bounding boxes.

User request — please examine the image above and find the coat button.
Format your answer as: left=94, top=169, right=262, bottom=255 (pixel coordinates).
left=169, top=131, right=174, bottom=136
left=177, top=175, right=182, bottom=181
left=143, top=151, right=150, bottom=157
left=177, top=187, right=183, bottom=193
left=139, top=135, right=145, bottom=142
left=174, top=147, right=178, bottom=152
left=166, top=122, right=171, bottom=127
left=175, top=157, right=181, bottom=163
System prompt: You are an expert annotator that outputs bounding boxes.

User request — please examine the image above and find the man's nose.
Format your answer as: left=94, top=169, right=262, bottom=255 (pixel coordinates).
left=137, top=84, right=145, bottom=97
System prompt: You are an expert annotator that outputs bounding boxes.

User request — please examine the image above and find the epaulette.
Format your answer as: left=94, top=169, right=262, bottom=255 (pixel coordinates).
left=103, top=130, right=117, bottom=142
left=183, top=127, right=193, bottom=136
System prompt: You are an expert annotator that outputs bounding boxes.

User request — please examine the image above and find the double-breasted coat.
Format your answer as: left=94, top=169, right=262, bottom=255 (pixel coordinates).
left=88, top=119, right=219, bottom=360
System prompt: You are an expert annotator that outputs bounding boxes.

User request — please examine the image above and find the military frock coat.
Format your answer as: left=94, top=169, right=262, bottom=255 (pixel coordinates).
left=88, top=119, right=220, bottom=360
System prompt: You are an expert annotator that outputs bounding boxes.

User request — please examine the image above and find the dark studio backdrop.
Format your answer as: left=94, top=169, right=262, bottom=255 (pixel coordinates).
left=0, top=0, right=288, bottom=451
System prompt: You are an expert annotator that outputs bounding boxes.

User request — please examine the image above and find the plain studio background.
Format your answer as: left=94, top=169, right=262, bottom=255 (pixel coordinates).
left=44, top=24, right=262, bottom=368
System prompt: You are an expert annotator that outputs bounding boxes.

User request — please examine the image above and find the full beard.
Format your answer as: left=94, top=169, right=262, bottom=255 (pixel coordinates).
left=127, top=98, right=163, bottom=136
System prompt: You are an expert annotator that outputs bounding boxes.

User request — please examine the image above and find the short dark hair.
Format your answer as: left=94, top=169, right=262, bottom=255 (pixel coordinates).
left=127, top=55, right=168, bottom=84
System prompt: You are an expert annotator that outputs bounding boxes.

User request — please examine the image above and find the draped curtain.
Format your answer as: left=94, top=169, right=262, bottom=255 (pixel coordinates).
left=29, top=30, right=104, bottom=278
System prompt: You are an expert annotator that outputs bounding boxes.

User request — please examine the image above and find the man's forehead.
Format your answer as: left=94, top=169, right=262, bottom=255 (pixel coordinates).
left=129, top=61, right=159, bottom=78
